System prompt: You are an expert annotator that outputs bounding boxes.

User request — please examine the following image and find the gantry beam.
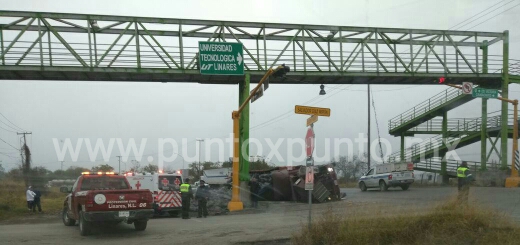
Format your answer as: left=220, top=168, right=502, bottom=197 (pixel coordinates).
left=0, top=11, right=512, bottom=84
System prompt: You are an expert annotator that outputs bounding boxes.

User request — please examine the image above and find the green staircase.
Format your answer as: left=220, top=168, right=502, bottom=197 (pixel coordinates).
left=388, top=87, right=475, bottom=136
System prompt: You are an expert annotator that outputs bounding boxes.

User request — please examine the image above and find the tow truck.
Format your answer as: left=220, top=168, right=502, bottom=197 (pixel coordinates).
left=60, top=172, right=153, bottom=236
left=125, top=171, right=184, bottom=217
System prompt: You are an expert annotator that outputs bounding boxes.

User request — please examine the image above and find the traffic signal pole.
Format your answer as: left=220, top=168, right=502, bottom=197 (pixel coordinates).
left=446, top=82, right=519, bottom=187
left=228, top=65, right=289, bottom=211
left=502, top=97, right=519, bottom=187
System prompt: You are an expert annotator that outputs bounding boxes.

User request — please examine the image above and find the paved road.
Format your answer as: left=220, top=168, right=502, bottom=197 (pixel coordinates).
left=2, top=187, right=520, bottom=245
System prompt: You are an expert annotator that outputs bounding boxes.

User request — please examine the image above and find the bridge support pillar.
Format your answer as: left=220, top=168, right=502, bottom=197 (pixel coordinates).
left=441, top=111, right=449, bottom=185
left=481, top=98, right=488, bottom=170
left=239, top=73, right=251, bottom=206
left=400, top=132, right=405, bottom=161
left=500, top=31, right=509, bottom=169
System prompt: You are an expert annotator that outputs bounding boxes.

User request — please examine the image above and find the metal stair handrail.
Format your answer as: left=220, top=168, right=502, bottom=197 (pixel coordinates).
left=388, top=113, right=516, bottom=162
left=388, top=87, right=467, bottom=131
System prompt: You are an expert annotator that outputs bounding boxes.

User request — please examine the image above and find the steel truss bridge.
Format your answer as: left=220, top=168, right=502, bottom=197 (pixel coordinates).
left=0, top=11, right=517, bottom=84
left=0, top=11, right=519, bottom=183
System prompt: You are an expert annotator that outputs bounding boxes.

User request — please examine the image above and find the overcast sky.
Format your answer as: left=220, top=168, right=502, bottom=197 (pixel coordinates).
left=1, top=0, right=520, bottom=172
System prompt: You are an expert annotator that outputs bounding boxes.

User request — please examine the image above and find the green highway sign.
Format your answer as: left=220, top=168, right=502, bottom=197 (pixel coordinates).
left=198, top=41, right=244, bottom=75
left=472, top=88, right=498, bottom=98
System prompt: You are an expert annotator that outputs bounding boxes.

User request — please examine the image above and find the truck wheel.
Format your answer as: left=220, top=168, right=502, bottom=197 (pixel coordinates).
left=401, top=184, right=410, bottom=191
left=134, top=220, right=148, bottom=231
left=168, top=211, right=179, bottom=217
left=379, top=180, right=388, bottom=192
left=79, top=211, right=91, bottom=236
left=359, top=182, right=367, bottom=192
left=62, top=206, right=75, bottom=226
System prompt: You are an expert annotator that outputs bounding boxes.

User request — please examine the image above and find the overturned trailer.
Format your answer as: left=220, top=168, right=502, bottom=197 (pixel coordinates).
left=250, top=164, right=342, bottom=203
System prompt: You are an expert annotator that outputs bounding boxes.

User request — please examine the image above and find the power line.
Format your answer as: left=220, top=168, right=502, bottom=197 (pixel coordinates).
left=370, top=88, right=385, bottom=164
left=448, top=0, right=513, bottom=30
left=0, top=125, right=17, bottom=133
left=250, top=84, right=348, bottom=131
left=0, top=137, right=19, bottom=151
left=465, top=2, right=520, bottom=30
left=0, top=113, right=24, bottom=131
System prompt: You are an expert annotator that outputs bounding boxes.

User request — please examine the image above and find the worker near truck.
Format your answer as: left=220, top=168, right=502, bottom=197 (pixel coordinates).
left=457, top=161, right=473, bottom=203
left=180, top=178, right=194, bottom=219
left=26, top=186, right=35, bottom=211
left=195, top=180, right=209, bottom=218
left=249, top=176, right=260, bottom=208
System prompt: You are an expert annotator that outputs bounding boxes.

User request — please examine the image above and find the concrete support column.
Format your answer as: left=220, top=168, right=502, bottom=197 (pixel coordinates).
left=481, top=40, right=488, bottom=170
left=500, top=31, right=509, bottom=169
left=400, top=132, right=405, bottom=162
left=481, top=98, right=488, bottom=170
left=441, top=111, right=449, bottom=184
left=239, top=74, right=251, bottom=206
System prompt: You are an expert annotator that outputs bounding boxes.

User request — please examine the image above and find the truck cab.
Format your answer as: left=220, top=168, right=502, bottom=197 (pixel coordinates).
left=358, top=163, right=414, bottom=191
left=61, top=172, right=154, bottom=236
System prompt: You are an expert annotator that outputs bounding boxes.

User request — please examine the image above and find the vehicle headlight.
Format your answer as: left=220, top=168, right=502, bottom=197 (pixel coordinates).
left=94, top=194, right=106, bottom=205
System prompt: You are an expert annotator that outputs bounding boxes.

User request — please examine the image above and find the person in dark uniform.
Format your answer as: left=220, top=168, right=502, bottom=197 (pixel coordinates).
left=457, top=161, right=473, bottom=203
left=249, top=176, right=260, bottom=208
left=32, top=187, right=42, bottom=213
left=180, top=178, right=193, bottom=219
left=195, top=180, right=209, bottom=218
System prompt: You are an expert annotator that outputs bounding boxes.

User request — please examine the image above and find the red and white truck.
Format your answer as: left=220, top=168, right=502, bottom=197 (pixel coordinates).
left=125, top=171, right=184, bottom=216
left=60, top=172, right=154, bottom=236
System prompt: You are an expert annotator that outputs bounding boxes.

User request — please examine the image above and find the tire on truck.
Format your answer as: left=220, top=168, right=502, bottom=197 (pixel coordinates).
left=359, top=182, right=367, bottom=192
left=134, top=220, right=148, bottom=231
left=379, top=180, right=388, bottom=192
left=62, top=206, right=76, bottom=226
left=401, top=184, right=410, bottom=191
left=79, top=210, right=91, bottom=236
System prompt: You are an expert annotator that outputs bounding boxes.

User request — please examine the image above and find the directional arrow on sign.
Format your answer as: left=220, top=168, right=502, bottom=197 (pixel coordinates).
left=237, top=53, right=243, bottom=65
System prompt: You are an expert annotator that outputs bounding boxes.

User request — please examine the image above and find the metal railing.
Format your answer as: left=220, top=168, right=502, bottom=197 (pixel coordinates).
left=413, top=157, right=499, bottom=173
left=388, top=113, right=517, bottom=162
left=388, top=87, right=471, bottom=132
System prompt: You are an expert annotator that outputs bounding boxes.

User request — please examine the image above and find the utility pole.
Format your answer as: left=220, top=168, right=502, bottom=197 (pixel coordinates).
left=116, top=156, right=121, bottom=174
left=61, top=161, right=64, bottom=171
left=17, top=132, right=32, bottom=188
left=197, top=139, right=204, bottom=177
left=367, top=84, right=371, bottom=170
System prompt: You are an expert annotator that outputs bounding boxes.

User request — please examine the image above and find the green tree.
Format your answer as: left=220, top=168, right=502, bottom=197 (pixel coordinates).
left=203, top=161, right=221, bottom=170
left=64, top=166, right=89, bottom=178
left=91, top=164, right=114, bottom=172
left=249, top=157, right=273, bottom=171
left=142, top=164, right=158, bottom=173
left=332, top=154, right=367, bottom=183
left=222, top=160, right=232, bottom=168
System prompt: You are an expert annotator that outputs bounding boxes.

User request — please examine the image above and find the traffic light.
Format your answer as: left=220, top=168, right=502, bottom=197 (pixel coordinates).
left=273, top=64, right=290, bottom=78
left=435, top=77, right=453, bottom=84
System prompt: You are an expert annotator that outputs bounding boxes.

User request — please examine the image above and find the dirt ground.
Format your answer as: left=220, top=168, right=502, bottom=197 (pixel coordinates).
left=1, top=187, right=520, bottom=245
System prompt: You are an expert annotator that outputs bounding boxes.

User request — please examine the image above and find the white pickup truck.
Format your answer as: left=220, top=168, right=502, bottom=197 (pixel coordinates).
left=358, top=163, right=414, bottom=191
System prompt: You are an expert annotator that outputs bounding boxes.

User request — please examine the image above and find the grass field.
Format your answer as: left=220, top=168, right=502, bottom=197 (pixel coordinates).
left=292, top=200, right=520, bottom=244
left=0, top=179, right=65, bottom=221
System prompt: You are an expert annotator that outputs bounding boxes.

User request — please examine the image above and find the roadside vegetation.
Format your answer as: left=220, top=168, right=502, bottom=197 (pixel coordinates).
left=0, top=179, right=65, bottom=221
left=292, top=200, right=520, bottom=244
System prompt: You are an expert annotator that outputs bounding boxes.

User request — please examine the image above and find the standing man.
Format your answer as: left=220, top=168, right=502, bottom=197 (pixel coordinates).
left=249, top=176, right=260, bottom=208
left=195, top=180, right=209, bottom=218
left=32, top=187, right=42, bottom=213
left=180, top=178, right=193, bottom=219
left=25, top=186, right=35, bottom=211
left=457, top=161, right=473, bottom=203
